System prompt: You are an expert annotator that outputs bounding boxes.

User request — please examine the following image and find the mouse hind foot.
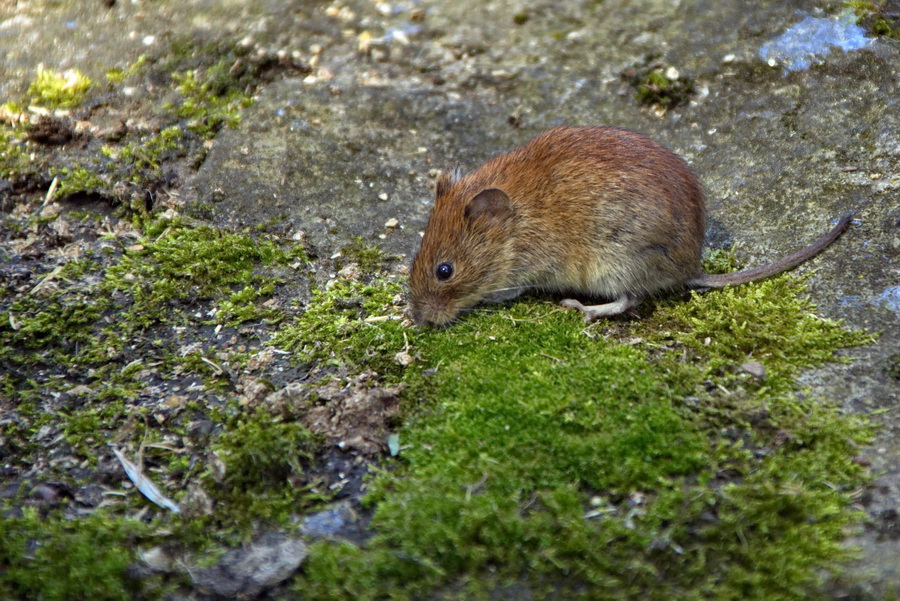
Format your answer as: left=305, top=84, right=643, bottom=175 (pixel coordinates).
left=560, top=293, right=640, bottom=323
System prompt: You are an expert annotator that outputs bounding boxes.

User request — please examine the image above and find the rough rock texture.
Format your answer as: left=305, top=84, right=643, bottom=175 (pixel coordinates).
left=193, top=532, right=308, bottom=599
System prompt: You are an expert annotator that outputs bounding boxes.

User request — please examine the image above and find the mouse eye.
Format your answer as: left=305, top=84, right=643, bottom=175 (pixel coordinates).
left=435, top=262, right=454, bottom=281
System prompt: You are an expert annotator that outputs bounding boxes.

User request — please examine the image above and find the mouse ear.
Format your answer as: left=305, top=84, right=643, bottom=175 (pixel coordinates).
left=435, top=165, right=462, bottom=198
left=464, top=188, right=513, bottom=223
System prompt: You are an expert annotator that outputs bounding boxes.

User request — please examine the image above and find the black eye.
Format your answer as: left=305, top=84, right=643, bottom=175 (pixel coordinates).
left=435, top=262, right=454, bottom=281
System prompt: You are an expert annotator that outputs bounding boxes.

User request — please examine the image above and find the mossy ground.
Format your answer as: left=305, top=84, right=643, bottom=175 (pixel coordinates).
left=0, top=196, right=877, bottom=598
left=0, top=22, right=882, bottom=601
left=292, top=265, right=874, bottom=600
left=0, top=508, right=160, bottom=601
left=1, top=41, right=321, bottom=592
left=1, top=39, right=305, bottom=203
left=0, top=208, right=324, bottom=597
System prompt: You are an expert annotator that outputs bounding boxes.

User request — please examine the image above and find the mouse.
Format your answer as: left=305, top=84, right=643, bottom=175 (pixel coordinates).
left=408, top=125, right=851, bottom=327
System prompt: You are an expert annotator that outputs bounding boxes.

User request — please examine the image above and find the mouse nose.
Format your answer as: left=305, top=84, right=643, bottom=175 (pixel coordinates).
left=409, top=305, right=428, bottom=328
left=410, top=309, right=439, bottom=328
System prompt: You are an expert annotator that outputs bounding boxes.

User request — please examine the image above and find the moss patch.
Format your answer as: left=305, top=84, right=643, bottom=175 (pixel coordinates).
left=291, top=254, right=873, bottom=599
left=271, top=277, right=406, bottom=373
left=53, top=165, right=108, bottom=197
left=623, top=62, right=695, bottom=109
left=845, top=0, right=900, bottom=38
left=0, top=508, right=157, bottom=601
left=0, top=41, right=324, bottom=591
left=38, top=49, right=265, bottom=203
left=195, top=409, right=327, bottom=538
left=644, top=274, right=873, bottom=395
left=0, top=213, right=310, bottom=498
left=2, top=215, right=302, bottom=374
left=0, top=210, right=334, bottom=594
left=169, top=62, right=255, bottom=139
left=101, top=215, right=300, bottom=333
left=0, top=122, right=33, bottom=180
left=0, top=208, right=877, bottom=599
left=25, top=66, right=93, bottom=109
left=106, top=55, right=150, bottom=84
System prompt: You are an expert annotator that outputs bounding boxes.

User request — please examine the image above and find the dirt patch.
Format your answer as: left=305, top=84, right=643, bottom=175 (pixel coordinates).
left=241, top=368, right=403, bottom=456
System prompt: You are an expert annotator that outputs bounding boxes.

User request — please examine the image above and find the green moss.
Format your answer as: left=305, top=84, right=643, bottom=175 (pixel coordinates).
left=0, top=124, right=33, bottom=180
left=168, top=60, right=255, bottom=139
left=26, top=66, right=93, bottom=109
left=67, top=53, right=264, bottom=199
left=270, top=276, right=406, bottom=373
left=60, top=258, right=101, bottom=280
left=216, top=409, right=316, bottom=484
left=645, top=273, right=874, bottom=395
left=114, top=126, right=183, bottom=173
left=340, top=236, right=390, bottom=272
left=2, top=296, right=104, bottom=355
left=61, top=399, right=127, bottom=459
left=872, top=15, right=898, bottom=36
left=626, top=64, right=695, bottom=108
left=0, top=508, right=158, bottom=601
left=0, top=42, right=315, bottom=596
left=215, top=282, right=281, bottom=326
left=0, top=392, right=53, bottom=464
left=95, top=125, right=187, bottom=191
left=701, top=246, right=743, bottom=274
left=106, top=55, right=150, bottom=84
left=184, top=200, right=216, bottom=220
left=1, top=179, right=875, bottom=600
left=47, top=126, right=187, bottom=203
left=290, top=250, right=873, bottom=599
left=2, top=216, right=303, bottom=475
left=103, top=216, right=292, bottom=330
left=845, top=0, right=900, bottom=37
left=198, top=409, right=327, bottom=534
left=302, top=540, right=436, bottom=601
left=54, top=165, right=108, bottom=197
left=1, top=101, right=25, bottom=114
left=1, top=213, right=335, bottom=571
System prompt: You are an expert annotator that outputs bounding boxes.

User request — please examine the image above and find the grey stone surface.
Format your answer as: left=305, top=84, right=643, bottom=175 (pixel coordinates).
left=193, top=532, right=308, bottom=599
left=300, top=499, right=357, bottom=538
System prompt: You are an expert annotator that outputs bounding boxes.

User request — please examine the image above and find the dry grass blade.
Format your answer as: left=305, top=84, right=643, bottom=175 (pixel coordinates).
left=112, top=447, right=181, bottom=514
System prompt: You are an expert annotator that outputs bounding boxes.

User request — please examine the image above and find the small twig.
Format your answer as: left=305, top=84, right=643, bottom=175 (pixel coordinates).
left=200, top=356, right=224, bottom=375
left=30, top=264, right=65, bottom=295
left=540, top=353, right=564, bottom=364
left=43, top=177, right=59, bottom=206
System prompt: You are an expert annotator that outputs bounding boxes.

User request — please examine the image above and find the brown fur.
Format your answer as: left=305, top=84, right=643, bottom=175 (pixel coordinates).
left=409, top=126, right=849, bottom=327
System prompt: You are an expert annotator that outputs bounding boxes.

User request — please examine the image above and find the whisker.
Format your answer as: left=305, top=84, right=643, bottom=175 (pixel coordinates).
left=483, top=284, right=538, bottom=295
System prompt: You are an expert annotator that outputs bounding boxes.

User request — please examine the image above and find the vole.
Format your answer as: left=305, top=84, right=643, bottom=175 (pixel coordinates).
left=408, top=125, right=851, bottom=327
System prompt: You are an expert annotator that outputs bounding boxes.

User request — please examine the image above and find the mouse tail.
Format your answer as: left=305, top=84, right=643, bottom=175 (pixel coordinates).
left=687, top=213, right=852, bottom=289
